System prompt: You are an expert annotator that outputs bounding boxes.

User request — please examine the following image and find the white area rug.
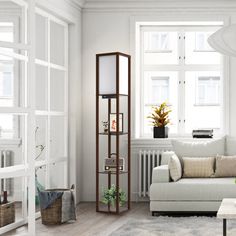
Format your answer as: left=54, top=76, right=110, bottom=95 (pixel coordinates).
left=109, top=216, right=236, bottom=236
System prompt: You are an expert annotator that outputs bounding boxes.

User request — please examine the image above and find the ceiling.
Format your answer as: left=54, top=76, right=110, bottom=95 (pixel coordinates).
left=72, top=0, right=236, bottom=9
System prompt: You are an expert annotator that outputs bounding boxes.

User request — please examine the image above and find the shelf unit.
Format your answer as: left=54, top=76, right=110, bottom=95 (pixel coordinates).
left=96, top=52, right=131, bottom=214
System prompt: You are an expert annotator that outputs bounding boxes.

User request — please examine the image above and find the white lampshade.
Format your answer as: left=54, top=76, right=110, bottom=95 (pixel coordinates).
left=208, top=24, right=236, bottom=56
left=98, top=53, right=129, bottom=95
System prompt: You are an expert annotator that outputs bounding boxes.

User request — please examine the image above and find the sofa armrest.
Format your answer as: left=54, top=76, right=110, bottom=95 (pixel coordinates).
left=152, top=165, right=170, bottom=183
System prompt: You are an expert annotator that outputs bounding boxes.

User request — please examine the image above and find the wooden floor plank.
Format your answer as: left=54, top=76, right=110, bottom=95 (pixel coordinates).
left=3, top=202, right=150, bottom=236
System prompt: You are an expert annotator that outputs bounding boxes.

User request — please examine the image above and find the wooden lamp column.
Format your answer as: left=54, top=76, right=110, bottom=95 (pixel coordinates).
left=96, top=52, right=131, bottom=214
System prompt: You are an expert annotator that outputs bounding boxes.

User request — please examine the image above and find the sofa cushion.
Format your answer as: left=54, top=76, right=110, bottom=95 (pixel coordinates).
left=169, top=154, right=182, bottom=181
left=150, top=178, right=236, bottom=201
left=172, top=138, right=225, bottom=158
left=215, top=155, right=236, bottom=177
left=226, top=136, right=236, bottom=155
left=182, top=157, right=215, bottom=178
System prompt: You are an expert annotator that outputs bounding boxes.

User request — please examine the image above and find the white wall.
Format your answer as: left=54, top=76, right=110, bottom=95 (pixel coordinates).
left=81, top=2, right=236, bottom=201
left=82, top=12, right=131, bottom=201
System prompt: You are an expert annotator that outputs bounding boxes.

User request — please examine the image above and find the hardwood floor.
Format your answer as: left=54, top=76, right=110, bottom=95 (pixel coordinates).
left=3, top=202, right=150, bottom=236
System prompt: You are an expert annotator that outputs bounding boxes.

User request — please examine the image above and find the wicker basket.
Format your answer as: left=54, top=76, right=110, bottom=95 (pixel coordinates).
left=0, top=202, right=15, bottom=227
left=40, top=188, right=70, bottom=225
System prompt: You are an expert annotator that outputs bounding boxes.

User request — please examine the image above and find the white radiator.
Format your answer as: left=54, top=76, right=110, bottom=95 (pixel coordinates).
left=138, top=149, right=166, bottom=197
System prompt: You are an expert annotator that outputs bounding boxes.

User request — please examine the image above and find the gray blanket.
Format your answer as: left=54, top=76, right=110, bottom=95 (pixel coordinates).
left=38, top=190, right=63, bottom=209
left=38, top=189, right=76, bottom=223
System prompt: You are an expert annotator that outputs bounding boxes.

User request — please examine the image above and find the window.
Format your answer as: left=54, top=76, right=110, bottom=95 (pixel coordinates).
left=140, top=24, right=223, bottom=137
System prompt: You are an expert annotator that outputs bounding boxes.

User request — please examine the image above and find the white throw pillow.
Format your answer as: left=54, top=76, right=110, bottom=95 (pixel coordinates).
left=172, top=138, right=225, bottom=158
left=182, top=157, right=215, bottom=178
left=161, top=151, right=175, bottom=165
left=169, top=154, right=182, bottom=182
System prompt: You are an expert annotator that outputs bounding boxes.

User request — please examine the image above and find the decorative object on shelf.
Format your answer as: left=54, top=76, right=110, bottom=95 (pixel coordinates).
left=0, top=200, right=15, bottom=227
left=109, top=113, right=123, bottom=133
left=102, top=121, right=109, bottom=133
left=96, top=52, right=131, bottom=214
left=104, top=153, right=125, bottom=171
left=192, top=129, right=213, bottom=138
left=102, top=185, right=126, bottom=207
left=147, top=102, right=171, bottom=138
left=208, top=24, right=236, bottom=57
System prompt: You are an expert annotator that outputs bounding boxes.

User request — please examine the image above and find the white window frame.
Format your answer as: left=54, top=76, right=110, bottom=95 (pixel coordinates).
left=133, top=21, right=228, bottom=138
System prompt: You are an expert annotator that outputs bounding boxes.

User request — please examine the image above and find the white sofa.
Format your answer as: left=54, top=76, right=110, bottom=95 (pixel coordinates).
left=150, top=137, right=236, bottom=214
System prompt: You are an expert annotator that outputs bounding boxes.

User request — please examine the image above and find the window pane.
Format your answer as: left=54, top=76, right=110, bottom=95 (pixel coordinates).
left=185, top=71, right=221, bottom=134
left=50, top=21, right=65, bottom=66
left=35, top=116, right=47, bottom=162
left=49, top=162, right=66, bottom=188
left=143, top=71, right=178, bottom=134
left=0, top=22, right=13, bottom=43
left=35, top=166, right=46, bottom=212
left=50, top=116, right=66, bottom=160
left=36, top=65, right=48, bottom=110
left=143, top=31, right=179, bottom=65
left=185, top=31, right=221, bottom=65
left=0, top=57, right=26, bottom=108
left=36, top=14, right=48, bottom=61
left=0, top=177, right=25, bottom=222
left=196, top=76, right=220, bottom=105
left=50, top=68, right=65, bottom=111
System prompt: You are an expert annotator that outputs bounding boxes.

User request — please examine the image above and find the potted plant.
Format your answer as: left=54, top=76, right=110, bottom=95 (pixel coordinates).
left=147, top=102, right=171, bottom=138
left=102, top=185, right=126, bottom=207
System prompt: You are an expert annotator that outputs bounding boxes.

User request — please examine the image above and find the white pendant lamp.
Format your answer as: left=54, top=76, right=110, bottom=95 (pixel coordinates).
left=208, top=24, right=236, bottom=57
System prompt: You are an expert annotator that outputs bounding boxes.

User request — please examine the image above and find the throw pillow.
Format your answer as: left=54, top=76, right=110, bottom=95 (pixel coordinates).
left=182, top=157, right=215, bottom=178
left=215, top=155, right=236, bottom=177
left=169, top=154, right=182, bottom=182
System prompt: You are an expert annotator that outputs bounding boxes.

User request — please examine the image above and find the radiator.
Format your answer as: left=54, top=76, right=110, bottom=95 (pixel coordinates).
left=138, top=149, right=165, bottom=197
left=0, top=150, right=13, bottom=194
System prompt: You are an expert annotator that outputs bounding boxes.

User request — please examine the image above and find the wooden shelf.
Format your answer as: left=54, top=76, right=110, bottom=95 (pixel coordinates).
left=96, top=52, right=131, bottom=214
left=98, top=171, right=128, bottom=175
left=99, top=94, right=128, bottom=99
left=99, top=132, right=128, bottom=135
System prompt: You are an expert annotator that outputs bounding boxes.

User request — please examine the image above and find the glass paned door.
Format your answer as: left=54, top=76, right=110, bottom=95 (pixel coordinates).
left=0, top=0, right=35, bottom=235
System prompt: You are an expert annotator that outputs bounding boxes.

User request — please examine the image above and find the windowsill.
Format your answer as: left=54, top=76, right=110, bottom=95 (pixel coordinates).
left=131, top=135, right=225, bottom=149
left=0, top=138, right=22, bottom=146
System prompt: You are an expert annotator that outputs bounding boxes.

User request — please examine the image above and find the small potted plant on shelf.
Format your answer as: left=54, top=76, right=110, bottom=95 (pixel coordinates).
left=102, top=185, right=126, bottom=207
left=147, top=102, right=171, bottom=138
